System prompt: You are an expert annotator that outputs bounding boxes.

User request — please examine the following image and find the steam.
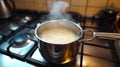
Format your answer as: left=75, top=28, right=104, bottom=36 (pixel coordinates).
left=47, top=1, right=72, bottom=20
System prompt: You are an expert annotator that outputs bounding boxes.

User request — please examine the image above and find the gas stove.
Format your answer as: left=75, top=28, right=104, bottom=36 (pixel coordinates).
left=0, top=10, right=119, bottom=67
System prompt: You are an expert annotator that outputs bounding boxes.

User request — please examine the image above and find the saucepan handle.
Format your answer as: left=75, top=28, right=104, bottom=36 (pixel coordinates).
left=79, top=29, right=96, bottom=42
left=95, top=32, right=120, bottom=40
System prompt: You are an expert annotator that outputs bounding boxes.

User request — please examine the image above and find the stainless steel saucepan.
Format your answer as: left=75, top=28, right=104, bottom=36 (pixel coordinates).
left=35, top=20, right=120, bottom=64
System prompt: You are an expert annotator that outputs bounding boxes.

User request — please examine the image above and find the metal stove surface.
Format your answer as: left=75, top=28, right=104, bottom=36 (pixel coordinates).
left=0, top=10, right=39, bottom=67
left=0, top=10, right=119, bottom=67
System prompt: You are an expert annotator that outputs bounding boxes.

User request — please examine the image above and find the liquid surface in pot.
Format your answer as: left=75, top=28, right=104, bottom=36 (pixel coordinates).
left=39, top=28, right=78, bottom=44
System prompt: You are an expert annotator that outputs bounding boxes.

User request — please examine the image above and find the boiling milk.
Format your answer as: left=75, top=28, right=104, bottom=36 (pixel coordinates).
left=39, top=28, right=77, bottom=44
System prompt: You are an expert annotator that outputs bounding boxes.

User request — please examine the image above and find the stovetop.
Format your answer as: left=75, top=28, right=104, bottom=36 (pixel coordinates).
left=0, top=10, right=120, bottom=67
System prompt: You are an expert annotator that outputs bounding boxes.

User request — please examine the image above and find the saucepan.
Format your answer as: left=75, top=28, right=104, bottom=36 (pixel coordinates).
left=35, top=20, right=120, bottom=64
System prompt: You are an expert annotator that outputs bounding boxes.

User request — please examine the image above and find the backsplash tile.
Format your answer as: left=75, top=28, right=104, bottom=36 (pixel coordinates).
left=14, top=0, right=120, bottom=15
left=71, top=0, right=88, bottom=7
left=34, top=0, right=47, bottom=4
left=88, top=0, right=108, bottom=7
left=71, top=6, right=86, bottom=15
left=33, top=4, right=48, bottom=11
left=108, top=0, right=120, bottom=9
left=86, top=7, right=102, bottom=15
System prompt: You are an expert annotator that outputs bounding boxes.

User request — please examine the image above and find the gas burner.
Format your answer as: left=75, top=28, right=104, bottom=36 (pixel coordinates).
left=67, top=11, right=82, bottom=22
left=8, top=33, right=35, bottom=55
left=9, top=23, right=19, bottom=31
left=9, top=33, right=29, bottom=48
left=20, top=16, right=33, bottom=23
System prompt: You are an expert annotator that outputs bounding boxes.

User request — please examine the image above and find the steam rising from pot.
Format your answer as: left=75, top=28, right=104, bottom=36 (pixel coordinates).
left=47, top=1, right=73, bottom=20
